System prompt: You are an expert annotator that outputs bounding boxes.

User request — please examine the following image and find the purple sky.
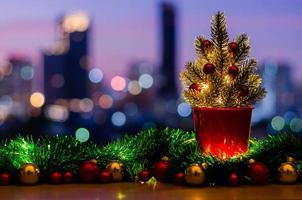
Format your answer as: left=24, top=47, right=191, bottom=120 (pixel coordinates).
left=0, top=0, right=302, bottom=90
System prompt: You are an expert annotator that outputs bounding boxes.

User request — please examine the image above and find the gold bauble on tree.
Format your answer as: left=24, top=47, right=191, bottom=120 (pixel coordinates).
left=19, top=163, right=40, bottom=185
left=278, top=156, right=298, bottom=184
left=106, top=160, right=124, bottom=182
left=184, top=163, right=206, bottom=186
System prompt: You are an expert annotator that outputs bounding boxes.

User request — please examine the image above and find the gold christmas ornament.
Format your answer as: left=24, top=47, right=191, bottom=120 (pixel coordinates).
left=184, top=163, right=206, bottom=186
left=19, top=163, right=40, bottom=185
left=278, top=157, right=298, bottom=184
left=106, top=160, right=124, bottom=182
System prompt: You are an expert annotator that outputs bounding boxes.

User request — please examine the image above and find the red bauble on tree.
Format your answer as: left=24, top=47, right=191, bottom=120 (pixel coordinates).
left=0, top=172, right=10, bottom=185
left=229, top=172, right=240, bottom=186
left=228, top=65, right=239, bottom=78
left=99, top=170, right=112, bottom=184
left=238, top=85, right=249, bottom=97
left=249, top=160, right=269, bottom=185
left=228, top=42, right=238, bottom=52
left=50, top=172, right=62, bottom=184
left=202, top=39, right=212, bottom=48
left=63, top=172, right=73, bottom=183
left=173, top=172, right=185, bottom=185
left=203, top=63, right=215, bottom=74
left=138, top=170, right=151, bottom=182
left=78, top=161, right=99, bottom=183
left=189, top=83, right=202, bottom=92
left=153, top=157, right=170, bottom=182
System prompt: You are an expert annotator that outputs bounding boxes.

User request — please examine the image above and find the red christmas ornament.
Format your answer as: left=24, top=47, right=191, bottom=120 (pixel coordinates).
left=138, top=170, right=151, bottom=182
left=203, top=63, right=215, bottom=74
left=189, top=83, right=201, bottom=92
left=78, top=161, right=99, bottom=183
left=173, top=172, right=185, bottom=185
left=0, top=172, right=10, bottom=185
left=153, top=159, right=170, bottom=182
left=63, top=172, right=73, bottom=183
left=228, top=65, right=239, bottom=78
left=99, top=170, right=111, bottom=184
left=202, top=40, right=212, bottom=48
left=50, top=172, right=62, bottom=184
left=239, top=85, right=249, bottom=97
left=228, top=42, right=238, bottom=52
left=249, top=161, right=269, bottom=185
left=229, top=172, right=240, bottom=186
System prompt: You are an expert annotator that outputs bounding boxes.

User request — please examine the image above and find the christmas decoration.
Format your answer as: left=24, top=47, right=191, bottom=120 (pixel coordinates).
left=0, top=128, right=302, bottom=186
left=184, top=164, right=205, bottom=186
left=173, top=172, right=185, bottom=185
left=228, top=65, right=239, bottom=78
left=99, top=170, right=112, bottom=183
left=138, top=170, right=151, bottom=182
left=19, top=163, right=40, bottom=185
left=249, top=159, right=269, bottom=185
left=189, top=83, right=202, bottom=92
left=78, top=161, right=99, bottom=183
left=238, top=85, right=249, bottom=97
left=228, top=42, right=238, bottom=52
left=278, top=157, right=298, bottom=184
left=63, top=172, right=73, bottom=183
left=153, top=157, right=170, bottom=182
left=203, top=63, right=215, bottom=74
left=50, top=172, right=62, bottom=184
left=107, top=161, right=124, bottom=182
left=228, top=172, right=240, bottom=186
left=0, top=172, right=10, bottom=185
left=202, top=39, right=212, bottom=48
left=180, top=12, right=265, bottom=158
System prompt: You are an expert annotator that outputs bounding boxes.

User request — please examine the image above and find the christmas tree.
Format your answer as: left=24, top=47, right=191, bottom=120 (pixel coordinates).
left=180, top=12, right=266, bottom=107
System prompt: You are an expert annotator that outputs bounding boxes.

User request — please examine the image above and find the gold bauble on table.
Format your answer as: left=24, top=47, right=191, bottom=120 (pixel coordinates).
left=19, top=163, right=40, bottom=185
left=278, top=157, right=298, bottom=184
left=106, top=160, right=124, bottom=182
left=184, top=163, right=206, bottom=186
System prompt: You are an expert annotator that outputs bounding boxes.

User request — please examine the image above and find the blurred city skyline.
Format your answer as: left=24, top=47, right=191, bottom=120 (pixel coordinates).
left=0, top=0, right=302, bottom=92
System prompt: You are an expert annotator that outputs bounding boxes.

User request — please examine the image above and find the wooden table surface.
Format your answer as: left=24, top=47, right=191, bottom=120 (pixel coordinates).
left=1, top=183, right=302, bottom=200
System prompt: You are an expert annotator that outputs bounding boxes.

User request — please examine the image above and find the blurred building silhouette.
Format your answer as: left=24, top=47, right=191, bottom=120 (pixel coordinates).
left=253, top=61, right=296, bottom=123
left=158, top=3, right=177, bottom=98
left=44, top=12, right=90, bottom=103
left=0, top=56, right=32, bottom=119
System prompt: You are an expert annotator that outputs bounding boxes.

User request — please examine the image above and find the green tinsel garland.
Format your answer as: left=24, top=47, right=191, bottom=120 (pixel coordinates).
left=0, top=128, right=302, bottom=184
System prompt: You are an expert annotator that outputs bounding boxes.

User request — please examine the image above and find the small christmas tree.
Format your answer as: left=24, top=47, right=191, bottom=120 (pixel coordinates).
left=180, top=12, right=266, bottom=107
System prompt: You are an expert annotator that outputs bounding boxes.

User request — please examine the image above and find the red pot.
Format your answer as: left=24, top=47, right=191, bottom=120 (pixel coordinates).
left=193, top=106, right=253, bottom=159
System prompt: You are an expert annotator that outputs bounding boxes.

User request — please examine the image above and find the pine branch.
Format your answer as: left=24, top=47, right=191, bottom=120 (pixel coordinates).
left=211, top=11, right=229, bottom=73
left=195, top=36, right=211, bottom=61
left=233, top=33, right=250, bottom=63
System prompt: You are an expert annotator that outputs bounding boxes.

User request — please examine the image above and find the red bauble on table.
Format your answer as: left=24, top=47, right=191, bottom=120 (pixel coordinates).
left=99, top=170, right=111, bottom=184
left=0, top=172, right=10, bottom=185
left=189, top=83, right=201, bottom=92
left=203, top=63, right=215, bottom=74
left=138, top=170, right=151, bottom=182
left=228, top=42, right=238, bottom=52
left=50, top=172, right=62, bottom=184
left=229, top=172, right=240, bottom=186
left=173, top=172, right=185, bottom=185
left=228, top=65, right=239, bottom=78
left=63, top=171, right=73, bottom=183
left=249, top=160, right=269, bottom=185
left=153, top=159, right=170, bottom=182
left=202, top=40, right=212, bottom=48
left=78, top=161, right=99, bottom=183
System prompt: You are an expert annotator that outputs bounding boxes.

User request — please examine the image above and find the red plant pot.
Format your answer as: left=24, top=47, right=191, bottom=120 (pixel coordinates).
left=193, top=106, right=253, bottom=159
